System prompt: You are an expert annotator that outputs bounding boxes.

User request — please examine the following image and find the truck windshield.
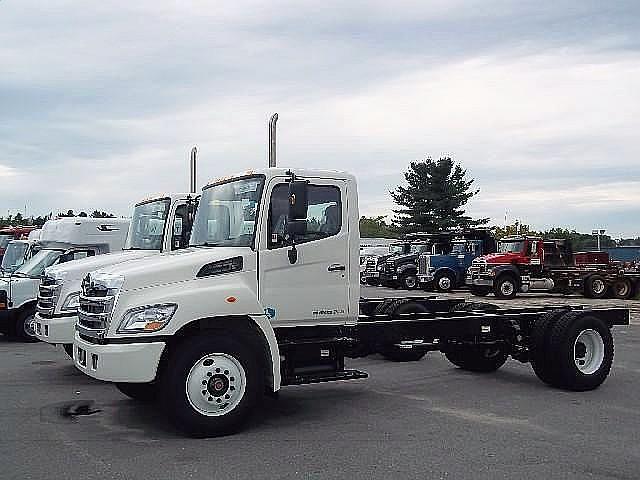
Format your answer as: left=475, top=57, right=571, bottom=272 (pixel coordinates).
left=0, top=235, right=13, bottom=249
left=124, top=199, right=171, bottom=250
left=14, top=248, right=65, bottom=278
left=1, top=242, right=29, bottom=273
left=498, top=241, right=524, bottom=253
left=389, top=244, right=405, bottom=255
left=190, top=176, right=264, bottom=248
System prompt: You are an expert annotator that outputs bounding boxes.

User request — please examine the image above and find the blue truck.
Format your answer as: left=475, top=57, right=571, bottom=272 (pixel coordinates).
left=417, top=231, right=496, bottom=292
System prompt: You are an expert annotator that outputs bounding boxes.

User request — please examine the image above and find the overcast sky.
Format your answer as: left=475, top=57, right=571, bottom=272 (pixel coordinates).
left=2, top=1, right=639, bottom=237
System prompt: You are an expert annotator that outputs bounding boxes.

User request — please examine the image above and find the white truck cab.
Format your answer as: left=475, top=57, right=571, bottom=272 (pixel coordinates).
left=72, top=167, right=629, bottom=438
left=0, top=217, right=129, bottom=340
left=34, top=194, right=197, bottom=354
left=0, top=238, right=40, bottom=274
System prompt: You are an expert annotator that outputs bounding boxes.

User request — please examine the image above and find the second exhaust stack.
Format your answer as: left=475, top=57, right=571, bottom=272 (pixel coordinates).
left=269, top=113, right=278, bottom=167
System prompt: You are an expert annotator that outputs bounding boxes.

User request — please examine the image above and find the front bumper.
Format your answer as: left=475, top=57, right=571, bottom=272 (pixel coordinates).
left=418, top=273, right=434, bottom=284
left=466, top=272, right=494, bottom=287
left=35, top=313, right=76, bottom=345
left=73, top=333, right=165, bottom=383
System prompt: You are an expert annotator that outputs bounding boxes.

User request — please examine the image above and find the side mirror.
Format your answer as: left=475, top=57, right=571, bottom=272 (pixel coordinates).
left=288, top=181, right=308, bottom=221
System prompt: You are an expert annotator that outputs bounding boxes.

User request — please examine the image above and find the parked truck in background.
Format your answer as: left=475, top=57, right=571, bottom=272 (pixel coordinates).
left=466, top=235, right=640, bottom=299
left=362, top=240, right=413, bottom=286
left=0, top=217, right=129, bottom=340
left=417, top=229, right=496, bottom=292
left=0, top=229, right=42, bottom=274
left=379, top=233, right=453, bottom=290
left=34, top=193, right=198, bottom=356
left=0, top=226, right=38, bottom=263
left=72, top=165, right=629, bottom=437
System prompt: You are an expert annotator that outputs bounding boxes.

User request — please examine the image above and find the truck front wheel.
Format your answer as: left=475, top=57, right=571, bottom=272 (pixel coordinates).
left=434, top=271, right=455, bottom=292
left=584, top=275, right=608, bottom=299
left=161, top=335, right=263, bottom=437
left=15, top=309, right=38, bottom=342
left=494, top=275, right=518, bottom=299
left=399, top=272, right=418, bottom=290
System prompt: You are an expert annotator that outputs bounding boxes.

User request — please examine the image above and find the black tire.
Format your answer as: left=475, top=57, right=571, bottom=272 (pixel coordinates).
left=494, top=275, right=518, bottom=299
left=434, top=271, right=456, bottom=292
left=444, top=345, right=508, bottom=372
left=399, top=272, right=418, bottom=290
left=584, top=275, right=608, bottom=299
left=528, top=310, right=567, bottom=385
left=612, top=278, right=633, bottom=300
left=546, top=312, right=614, bottom=391
left=379, top=301, right=429, bottom=362
left=450, top=302, right=499, bottom=313
left=63, top=344, right=74, bottom=359
left=15, top=309, right=38, bottom=342
left=469, top=286, right=491, bottom=297
left=116, top=382, right=159, bottom=403
left=160, top=334, right=263, bottom=437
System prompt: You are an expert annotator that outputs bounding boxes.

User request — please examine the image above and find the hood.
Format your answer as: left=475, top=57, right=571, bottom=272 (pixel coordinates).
left=478, top=252, right=522, bottom=264
left=392, top=252, right=418, bottom=264
left=95, top=246, right=251, bottom=292
left=46, top=250, right=156, bottom=281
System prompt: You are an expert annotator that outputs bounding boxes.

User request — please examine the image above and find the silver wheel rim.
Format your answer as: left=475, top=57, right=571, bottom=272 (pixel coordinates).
left=574, top=329, right=604, bottom=375
left=186, top=353, right=246, bottom=416
left=592, top=279, right=605, bottom=295
left=23, top=314, right=36, bottom=337
left=405, top=276, right=416, bottom=288
left=500, top=281, right=514, bottom=296
left=439, top=276, right=451, bottom=290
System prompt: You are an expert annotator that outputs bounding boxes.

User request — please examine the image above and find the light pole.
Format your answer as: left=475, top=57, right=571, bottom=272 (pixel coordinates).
left=592, top=229, right=606, bottom=251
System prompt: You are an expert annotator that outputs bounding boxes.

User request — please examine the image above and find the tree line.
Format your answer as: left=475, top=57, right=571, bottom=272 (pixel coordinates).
left=360, top=156, right=639, bottom=247
left=0, top=210, right=116, bottom=228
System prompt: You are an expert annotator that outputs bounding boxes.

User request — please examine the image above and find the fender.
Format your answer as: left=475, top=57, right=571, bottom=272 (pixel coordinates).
left=491, top=265, right=521, bottom=286
left=434, top=266, right=460, bottom=282
left=396, top=263, right=417, bottom=276
left=110, top=272, right=282, bottom=391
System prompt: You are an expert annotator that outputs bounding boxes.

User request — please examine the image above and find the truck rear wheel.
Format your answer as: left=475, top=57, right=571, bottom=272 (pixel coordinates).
left=445, top=345, right=508, bottom=372
left=161, top=335, right=263, bottom=437
left=469, top=286, right=490, bottom=297
left=612, top=278, right=633, bottom=300
left=546, top=312, right=614, bottom=391
left=584, top=275, right=608, bottom=299
left=434, top=271, right=455, bottom=292
left=529, top=310, right=567, bottom=385
left=116, top=382, right=158, bottom=402
left=494, top=275, right=517, bottom=299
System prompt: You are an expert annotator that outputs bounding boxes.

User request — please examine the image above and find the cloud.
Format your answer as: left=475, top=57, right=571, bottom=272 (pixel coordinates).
left=1, top=1, right=639, bottom=237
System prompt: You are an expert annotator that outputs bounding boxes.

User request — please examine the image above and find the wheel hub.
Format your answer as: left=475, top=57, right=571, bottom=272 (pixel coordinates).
left=574, top=329, right=604, bottom=375
left=592, top=279, right=605, bottom=295
left=186, top=353, right=246, bottom=416
left=501, top=282, right=514, bottom=296
left=439, top=277, right=451, bottom=289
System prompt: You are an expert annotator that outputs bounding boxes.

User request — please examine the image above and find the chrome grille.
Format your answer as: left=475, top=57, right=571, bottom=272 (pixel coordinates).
left=77, top=274, right=115, bottom=339
left=37, top=276, right=60, bottom=318
left=418, top=255, right=430, bottom=275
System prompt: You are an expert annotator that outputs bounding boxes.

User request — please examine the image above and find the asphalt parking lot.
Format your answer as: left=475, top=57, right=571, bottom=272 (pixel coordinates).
left=1, top=287, right=639, bottom=480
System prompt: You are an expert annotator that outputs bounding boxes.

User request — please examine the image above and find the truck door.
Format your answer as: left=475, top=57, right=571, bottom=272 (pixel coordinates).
left=258, top=177, right=350, bottom=327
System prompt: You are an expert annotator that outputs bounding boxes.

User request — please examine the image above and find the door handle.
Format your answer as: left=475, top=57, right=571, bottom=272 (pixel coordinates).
left=328, top=264, right=346, bottom=272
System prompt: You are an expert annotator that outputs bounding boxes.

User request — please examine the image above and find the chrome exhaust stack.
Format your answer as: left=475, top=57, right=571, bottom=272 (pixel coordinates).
left=190, top=146, right=197, bottom=193
left=269, top=113, right=278, bottom=167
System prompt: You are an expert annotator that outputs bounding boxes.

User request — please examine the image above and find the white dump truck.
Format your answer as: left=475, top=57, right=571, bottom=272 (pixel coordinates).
left=73, top=167, right=629, bottom=437
left=0, top=217, right=129, bottom=340
left=34, top=193, right=198, bottom=356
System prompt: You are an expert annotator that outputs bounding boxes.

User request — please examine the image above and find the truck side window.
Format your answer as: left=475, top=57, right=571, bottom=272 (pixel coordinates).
left=172, top=204, right=191, bottom=250
left=268, top=183, right=342, bottom=249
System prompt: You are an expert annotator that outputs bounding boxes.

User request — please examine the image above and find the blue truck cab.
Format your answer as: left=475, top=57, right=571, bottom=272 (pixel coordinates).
left=417, top=233, right=496, bottom=292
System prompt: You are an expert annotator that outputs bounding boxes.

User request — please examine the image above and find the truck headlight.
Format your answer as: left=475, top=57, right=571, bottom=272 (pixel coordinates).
left=117, top=304, right=177, bottom=333
left=61, top=292, right=80, bottom=312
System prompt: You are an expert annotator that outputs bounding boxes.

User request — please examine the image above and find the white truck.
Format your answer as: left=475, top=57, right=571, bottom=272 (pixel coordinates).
left=73, top=167, right=629, bottom=437
left=0, top=229, right=41, bottom=274
left=34, top=194, right=197, bottom=356
left=0, top=217, right=129, bottom=340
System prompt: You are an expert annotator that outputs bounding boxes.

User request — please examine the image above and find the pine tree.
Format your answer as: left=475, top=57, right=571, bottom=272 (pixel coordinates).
left=390, top=156, right=488, bottom=234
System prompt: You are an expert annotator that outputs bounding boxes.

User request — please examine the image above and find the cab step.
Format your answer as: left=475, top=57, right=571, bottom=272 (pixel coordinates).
left=283, top=369, right=369, bottom=386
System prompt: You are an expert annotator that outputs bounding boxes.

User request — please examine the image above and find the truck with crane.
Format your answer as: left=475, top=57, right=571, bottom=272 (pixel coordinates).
left=71, top=116, right=629, bottom=437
